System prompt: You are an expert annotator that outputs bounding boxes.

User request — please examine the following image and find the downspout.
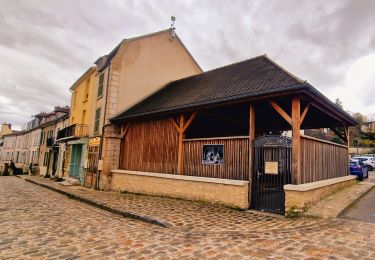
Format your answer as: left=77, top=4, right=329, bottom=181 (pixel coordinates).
left=95, top=61, right=111, bottom=190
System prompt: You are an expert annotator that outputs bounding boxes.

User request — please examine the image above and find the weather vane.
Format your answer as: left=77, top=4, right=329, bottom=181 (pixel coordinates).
left=170, top=16, right=176, bottom=39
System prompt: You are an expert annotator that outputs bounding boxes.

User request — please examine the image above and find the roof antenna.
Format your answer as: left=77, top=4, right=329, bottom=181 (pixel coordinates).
left=170, top=16, right=176, bottom=40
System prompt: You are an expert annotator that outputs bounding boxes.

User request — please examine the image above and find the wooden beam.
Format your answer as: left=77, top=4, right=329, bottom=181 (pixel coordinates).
left=182, top=112, right=197, bottom=133
left=169, top=118, right=181, bottom=132
left=292, top=97, right=301, bottom=184
left=177, top=114, right=185, bottom=175
left=249, top=105, right=255, bottom=205
left=299, top=103, right=310, bottom=126
left=330, top=127, right=346, bottom=142
left=121, top=122, right=131, bottom=137
left=269, top=101, right=292, bottom=125
left=343, top=124, right=349, bottom=142
left=310, top=102, right=342, bottom=124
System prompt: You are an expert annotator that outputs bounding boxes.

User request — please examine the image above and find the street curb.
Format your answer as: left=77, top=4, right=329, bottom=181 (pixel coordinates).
left=18, top=176, right=172, bottom=228
left=338, top=183, right=375, bottom=218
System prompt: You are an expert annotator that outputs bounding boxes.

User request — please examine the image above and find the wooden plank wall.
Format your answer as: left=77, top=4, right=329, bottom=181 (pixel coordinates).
left=120, top=118, right=178, bottom=174
left=182, top=137, right=249, bottom=180
left=300, top=135, right=348, bottom=183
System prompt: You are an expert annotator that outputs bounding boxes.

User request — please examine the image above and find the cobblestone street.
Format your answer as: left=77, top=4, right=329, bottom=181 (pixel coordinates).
left=2, top=176, right=375, bottom=259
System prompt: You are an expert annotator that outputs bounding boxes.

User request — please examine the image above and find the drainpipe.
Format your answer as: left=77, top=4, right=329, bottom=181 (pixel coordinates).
left=95, top=61, right=111, bottom=190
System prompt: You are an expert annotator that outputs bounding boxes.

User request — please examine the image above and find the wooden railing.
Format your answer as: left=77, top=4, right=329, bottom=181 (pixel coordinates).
left=56, top=124, right=88, bottom=141
left=182, top=136, right=249, bottom=180
left=300, top=135, right=348, bottom=183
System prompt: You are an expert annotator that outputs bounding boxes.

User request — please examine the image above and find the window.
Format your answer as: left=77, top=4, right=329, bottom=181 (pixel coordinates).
left=81, top=110, right=86, bottom=124
left=43, top=152, right=50, bottom=166
left=97, top=73, right=104, bottom=98
left=94, top=108, right=101, bottom=134
left=72, top=90, right=77, bottom=108
left=84, top=78, right=90, bottom=101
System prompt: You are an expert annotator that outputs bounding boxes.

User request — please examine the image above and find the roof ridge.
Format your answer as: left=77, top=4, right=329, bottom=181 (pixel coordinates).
left=165, top=54, right=268, bottom=85
left=262, top=55, right=306, bottom=83
left=122, top=29, right=171, bottom=43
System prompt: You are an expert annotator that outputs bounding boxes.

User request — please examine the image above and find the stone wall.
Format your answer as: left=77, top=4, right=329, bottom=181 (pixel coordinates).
left=99, top=125, right=121, bottom=190
left=284, top=175, right=357, bottom=214
left=110, top=170, right=249, bottom=209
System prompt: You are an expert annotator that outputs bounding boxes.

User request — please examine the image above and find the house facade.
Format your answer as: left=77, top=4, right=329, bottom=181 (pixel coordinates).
left=56, top=67, right=95, bottom=183
left=85, top=29, right=202, bottom=189
left=362, top=121, right=375, bottom=134
left=0, top=133, right=17, bottom=174
left=38, top=107, right=69, bottom=177
left=55, top=114, right=69, bottom=178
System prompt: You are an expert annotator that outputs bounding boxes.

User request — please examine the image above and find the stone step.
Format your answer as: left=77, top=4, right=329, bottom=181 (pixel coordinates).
left=62, top=177, right=81, bottom=186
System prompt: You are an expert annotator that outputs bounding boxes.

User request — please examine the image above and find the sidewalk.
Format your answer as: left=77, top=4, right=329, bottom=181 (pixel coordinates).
left=19, top=175, right=324, bottom=233
left=306, top=172, right=375, bottom=218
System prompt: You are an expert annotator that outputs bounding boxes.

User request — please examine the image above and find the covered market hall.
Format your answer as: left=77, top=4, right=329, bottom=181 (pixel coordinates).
left=109, top=55, right=357, bottom=215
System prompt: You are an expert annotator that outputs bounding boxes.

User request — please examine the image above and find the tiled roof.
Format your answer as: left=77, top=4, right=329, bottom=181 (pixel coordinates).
left=112, top=55, right=305, bottom=120
left=111, top=55, right=356, bottom=126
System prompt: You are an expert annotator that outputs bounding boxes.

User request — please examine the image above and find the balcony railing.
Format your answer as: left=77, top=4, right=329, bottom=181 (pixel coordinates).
left=57, top=124, right=88, bottom=141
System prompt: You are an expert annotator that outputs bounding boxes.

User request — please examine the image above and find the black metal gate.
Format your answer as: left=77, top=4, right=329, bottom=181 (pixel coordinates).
left=251, top=135, right=292, bottom=214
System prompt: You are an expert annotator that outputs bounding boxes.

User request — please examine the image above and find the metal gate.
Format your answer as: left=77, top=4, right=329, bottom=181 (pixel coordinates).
left=251, top=135, right=292, bottom=214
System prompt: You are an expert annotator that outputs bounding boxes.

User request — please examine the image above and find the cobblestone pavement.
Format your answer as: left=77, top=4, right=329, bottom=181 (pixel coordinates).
left=20, top=175, right=324, bottom=233
left=2, top=176, right=375, bottom=259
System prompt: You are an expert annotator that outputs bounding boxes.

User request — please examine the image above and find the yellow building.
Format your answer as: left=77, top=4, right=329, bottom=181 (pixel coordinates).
left=56, top=66, right=96, bottom=183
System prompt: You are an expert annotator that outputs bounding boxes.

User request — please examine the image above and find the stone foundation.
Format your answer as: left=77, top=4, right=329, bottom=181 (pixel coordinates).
left=111, top=170, right=249, bottom=209
left=284, top=175, right=357, bottom=215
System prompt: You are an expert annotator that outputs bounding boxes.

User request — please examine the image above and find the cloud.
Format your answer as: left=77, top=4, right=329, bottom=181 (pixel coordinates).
left=0, top=0, right=374, bottom=129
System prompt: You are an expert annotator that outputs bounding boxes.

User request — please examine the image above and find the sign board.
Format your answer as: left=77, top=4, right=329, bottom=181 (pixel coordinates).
left=265, top=161, right=278, bottom=174
left=89, top=137, right=101, bottom=146
left=202, top=144, right=224, bottom=165
left=98, top=160, right=103, bottom=171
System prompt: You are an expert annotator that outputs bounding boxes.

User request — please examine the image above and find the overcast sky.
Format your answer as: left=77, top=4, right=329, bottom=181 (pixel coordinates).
left=0, top=0, right=374, bottom=130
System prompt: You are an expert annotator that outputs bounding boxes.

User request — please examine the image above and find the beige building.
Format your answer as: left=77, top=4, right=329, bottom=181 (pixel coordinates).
left=38, top=107, right=69, bottom=177
left=29, top=127, right=42, bottom=170
left=55, top=114, right=69, bottom=178
left=362, top=121, right=375, bottom=134
left=0, top=133, right=17, bottom=173
left=85, top=29, right=202, bottom=189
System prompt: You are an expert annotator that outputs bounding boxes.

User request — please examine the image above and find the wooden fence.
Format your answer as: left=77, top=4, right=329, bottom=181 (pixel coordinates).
left=182, top=136, right=249, bottom=180
left=300, top=135, right=348, bottom=183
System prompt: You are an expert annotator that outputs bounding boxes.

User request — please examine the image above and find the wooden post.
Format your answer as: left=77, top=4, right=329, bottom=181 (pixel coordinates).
left=177, top=115, right=185, bottom=175
left=171, top=112, right=197, bottom=175
left=249, top=105, right=255, bottom=204
left=292, top=96, right=301, bottom=184
left=344, top=124, right=350, bottom=175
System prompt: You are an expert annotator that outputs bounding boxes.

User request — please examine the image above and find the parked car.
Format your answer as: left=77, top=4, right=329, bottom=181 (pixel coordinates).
left=352, top=156, right=375, bottom=171
left=349, top=160, right=369, bottom=180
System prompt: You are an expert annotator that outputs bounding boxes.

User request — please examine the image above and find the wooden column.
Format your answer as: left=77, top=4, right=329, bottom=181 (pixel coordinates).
left=248, top=105, right=255, bottom=203
left=177, top=115, right=185, bottom=175
left=292, top=96, right=301, bottom=184
left=170, top=112, right=197, bottom=175
left=344, top=124, right=350, bottom=175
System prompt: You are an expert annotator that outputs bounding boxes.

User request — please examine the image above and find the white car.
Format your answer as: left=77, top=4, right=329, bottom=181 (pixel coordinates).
left=353, top=156, right=375, bottom=171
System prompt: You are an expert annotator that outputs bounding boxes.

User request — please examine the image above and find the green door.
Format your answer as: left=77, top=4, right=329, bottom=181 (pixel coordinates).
left=69, top=144, right=82, bottom=180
